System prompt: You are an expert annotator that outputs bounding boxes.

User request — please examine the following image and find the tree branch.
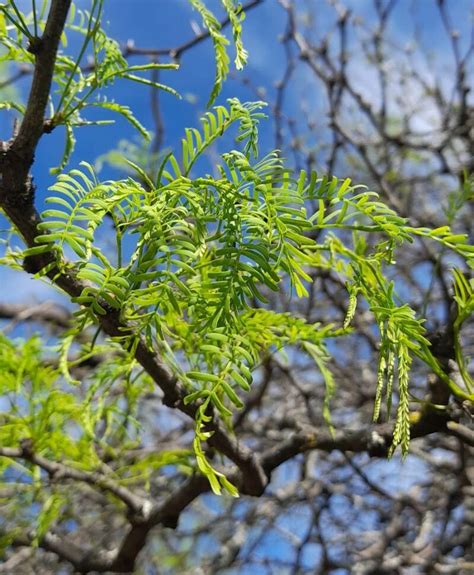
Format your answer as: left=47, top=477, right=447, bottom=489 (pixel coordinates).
left=0, top=444, right=151, bottom=518
left=0, top=301, right=71, bottom=328
left=4, top=410, right=453, bottom=574
left=123, top=0, right=264, bottom=60
left=12, top=1, right=71, bottom=163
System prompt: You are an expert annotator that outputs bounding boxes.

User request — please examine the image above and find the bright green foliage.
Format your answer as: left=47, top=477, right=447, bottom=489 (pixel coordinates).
left=14, top=97, right=471, bottom=482
left=221, top=0, right=248, bottom=70
left=0, top=0, right=473, bottom=503
left=0, top=333, right=192, bottom=532
left=0, top=0, right=179, bottom=171
left=452, top=268, right=474, bottom=394
left=189, top=0, right=248, bottom=106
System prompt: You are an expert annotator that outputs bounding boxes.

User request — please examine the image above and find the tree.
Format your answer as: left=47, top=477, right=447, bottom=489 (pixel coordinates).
left=0, top=1, right=472, bottom=573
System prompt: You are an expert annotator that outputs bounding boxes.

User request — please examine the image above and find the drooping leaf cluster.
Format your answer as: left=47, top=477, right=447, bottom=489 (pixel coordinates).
left=3, top=96, right=468, bottom=492
left=189, top=0, right=248, bottom=107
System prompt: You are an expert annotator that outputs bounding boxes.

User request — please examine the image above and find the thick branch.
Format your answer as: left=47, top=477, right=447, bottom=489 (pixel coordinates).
left=261, top=414, right=449, bottom=474
left=11, top=0, right=72, bottom=173
left=0, top=1, right=72, bottom=267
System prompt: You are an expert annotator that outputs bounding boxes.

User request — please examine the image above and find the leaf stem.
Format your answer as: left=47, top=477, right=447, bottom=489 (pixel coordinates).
left=1, top=4, right=32, bottom=38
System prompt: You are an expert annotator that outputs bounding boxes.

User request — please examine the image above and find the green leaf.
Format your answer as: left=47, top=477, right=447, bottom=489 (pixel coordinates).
left=90, top=100, right=151, bottom=140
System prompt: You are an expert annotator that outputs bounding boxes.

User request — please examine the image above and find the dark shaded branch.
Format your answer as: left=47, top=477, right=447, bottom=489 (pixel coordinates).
left=446, top=421, right=474, bottom=447
left=11, top=531, right=115, bottom=574
left=260, top=412, right=450, bottom=475
left=11, top=0, right=72, bottom=172
left=0, top=1, right=72, bottom=272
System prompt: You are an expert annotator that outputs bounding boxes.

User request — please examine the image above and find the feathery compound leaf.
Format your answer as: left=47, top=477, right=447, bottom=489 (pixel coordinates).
left=221, top=0, right=248, bottom=70
left=453, top=268, right=474, bottom=322
left=389, top=346, right=411, bottom=457
left=194, top=402, right=239, bottom=496
left=46, top=3, right=180, bottom=172
left=452, top=269, right=474, bottom=393
left=189, top=0, right=246, bottom=106
left=90, top=99, right=151, bottom=140
left=50, top=122, right=76, bottom=175
left=348, top=261, right=430, bottom=453
left=303, top=341, right=336, bottom=430
left=37, top=162, right=140, bottom=262
left=179, top=98, right=266, bottom=174
left=76, top=264, right=130, bottom=314
left=34, top=493, right=66, bottom=543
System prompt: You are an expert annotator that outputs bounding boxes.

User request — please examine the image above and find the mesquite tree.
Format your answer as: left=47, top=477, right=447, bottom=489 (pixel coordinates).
left=0, top=1, right=472, bottom=573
